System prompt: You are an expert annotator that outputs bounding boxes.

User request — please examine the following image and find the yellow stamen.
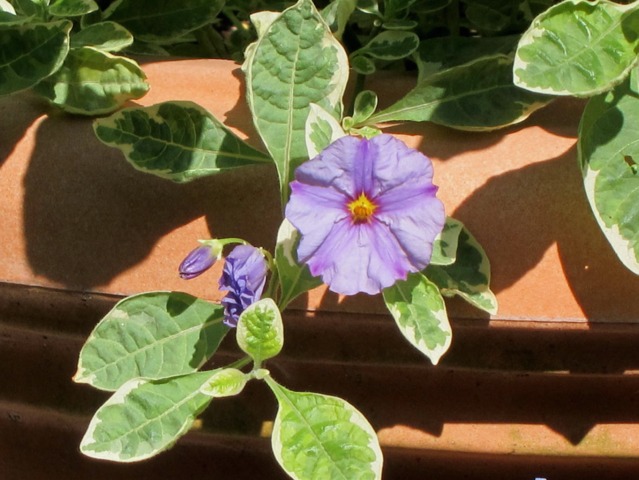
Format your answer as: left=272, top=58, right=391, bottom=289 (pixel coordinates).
left=348, top=193, right=377, bottom=223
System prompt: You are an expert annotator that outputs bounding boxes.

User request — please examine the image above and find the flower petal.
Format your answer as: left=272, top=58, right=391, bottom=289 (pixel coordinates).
left=294, top=135, right=364, bottom=198
left=306, top=219, right=414, bottom=295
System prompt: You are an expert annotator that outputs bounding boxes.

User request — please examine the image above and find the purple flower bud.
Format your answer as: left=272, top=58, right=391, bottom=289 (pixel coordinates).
left=179, top=245, right=216, bottom=279
left=219, top=245, right=268, bottom=327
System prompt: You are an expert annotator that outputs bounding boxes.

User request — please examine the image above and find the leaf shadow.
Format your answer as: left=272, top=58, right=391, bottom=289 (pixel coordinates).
left=0, top=92, right=47, bottom=170
left=22, top=110, right=280, bottom=289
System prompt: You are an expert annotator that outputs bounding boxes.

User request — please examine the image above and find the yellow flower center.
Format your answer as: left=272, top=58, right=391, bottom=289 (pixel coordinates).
left=348, top=193, right=377, bottom=223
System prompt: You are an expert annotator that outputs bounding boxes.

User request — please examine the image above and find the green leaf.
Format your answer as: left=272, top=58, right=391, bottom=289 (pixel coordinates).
left=360, top=30, right=419, bottom=60
left=103, top=0, right=224, bottom=43
left=382, top=19, right=418, bottom=30
left=12, top=0, right=46, bottom=18
left=199, top=368, right=248, bottom=398
left=350, top=54, right=376, bottom=75
left=236, top=298, right=284, bottom=364
left=425, top=225, right=498, bottom=315
left=416, top=35, right=519, bottom=81
left=70, top=21, right=133, bottom=52
left=383, top=272, right=451, bottom=365
left=49, top=0, right=98, bottom=17
left=243, top=0, right=348, bottom=205
left=74, top=292, right=229, bottom=391
left=0, top=20, right=71, bottom=96
left=33, top=46, right=148, bottom=114
left=368, top=54, right=553, bottom=131
left=430, top=217, right=463, bottom=266
left=351, top=89, right=378, bottom=125
left=80, top=371, right=218, bottom=462
left=321, top=0, right=357, bottom=39
left=266, top=378, right=383, bottom=480
left=578, top=76, right=639, bottom=273
left=275, top=219, right=322, bottom=310
left=305, top=102, right=345, bottom=158
left=514, top=0, right=639, bottom=96
left=93, top=101, right=271, bottom=182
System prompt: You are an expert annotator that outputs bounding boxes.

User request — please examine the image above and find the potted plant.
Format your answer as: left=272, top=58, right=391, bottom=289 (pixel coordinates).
left=3, top=2, right=636, bottom=473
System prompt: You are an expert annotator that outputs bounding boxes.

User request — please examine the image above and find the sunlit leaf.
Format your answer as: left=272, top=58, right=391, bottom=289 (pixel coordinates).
left=70, top=21, right=133, bottom=52
left=94, top=101, right=271, bottom=182
left=243, top=0, right=348, bottom=205
left=514, top=0, right=639, bottom=96
left=578, top=76, right=639, bottom=273
left=74, top=292, right=229, bottom=391
left=425, top=225, right=498, bottom=315
left=267, top=378, right=383, bottom=480
left=80, top=371, right=219, bottom=462
left=430, top=217, right=463, bottom=266
left=305, top=102, right=345, bottom=158
left=236, top=298, right=284, bottom=364
left=33, top=46, right=148, bottom=114
left=383, top=272, right=451, bottom=365
left=275, top=219, right=322, bottom=310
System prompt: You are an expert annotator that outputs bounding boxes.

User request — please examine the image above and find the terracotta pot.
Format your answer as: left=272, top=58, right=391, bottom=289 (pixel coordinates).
left=2, top=58, right=639, bottom=479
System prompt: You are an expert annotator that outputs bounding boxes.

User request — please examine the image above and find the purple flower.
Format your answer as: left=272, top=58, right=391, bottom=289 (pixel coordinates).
left=219, top=245, right=268, bottom=327
left=285, top=134, right=445, bottom=295
left=179, top=244, right=218, bottom=279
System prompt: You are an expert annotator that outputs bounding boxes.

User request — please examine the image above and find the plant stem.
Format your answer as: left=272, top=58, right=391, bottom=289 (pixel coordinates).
left=447, top=0, right=460, bottom=36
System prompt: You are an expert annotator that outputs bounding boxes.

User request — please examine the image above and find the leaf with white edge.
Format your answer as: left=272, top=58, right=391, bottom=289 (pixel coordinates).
left=305, top=103, right=346, bottom=158
left=74, top=292, right=229, bottom=391
left=49, top=0, right=98, bottom=17
left=383, top=272, right=451, bottom=365
left=103, top=0, right=224, bottom=43
left=199, top=368, right=248, bottom=398
left=94, top=101, right=271, bottom=182
left=416, top=35, right=518, bottom=81
left=368, top=54, right=553, bottom=131
left=236, top=298, right=284, bottom=364
left=12, top=0, right=46, bottom=17
left=0, top=0, right=15, bottom=14
left=425, top=226, right=498, bottom=315
left=321, top=0, right=356, bottom=39
left=0, top=20, right=71, bottom=96
left=351, top=89, right=378, bottom=125
left=33, top=46, right=148, bottom=115
left=350, top=54, right=376, bottom=75
left=71, top=22, right=133, bottom=52
left=266, top=377, right=383, bottom=480
left=243, top=0, right=349, bottom=205
left=80, top=371, right=219, bottom=462
left=578, top=76, right=639, bottom=274
left=382, top=19, right=418, bottom=30
left=430, top=217, right=463, bottom=266
left=514, top=0, right=639, bottom=96
left=359, top=30, right=419, bottom=60
left=275, top=219, right=322, bottom=310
